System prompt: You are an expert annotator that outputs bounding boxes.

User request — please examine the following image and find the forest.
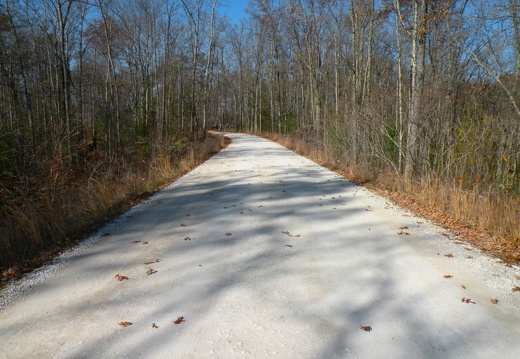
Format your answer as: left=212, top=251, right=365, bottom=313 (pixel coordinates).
left=0, top=0, right=519, bottom=273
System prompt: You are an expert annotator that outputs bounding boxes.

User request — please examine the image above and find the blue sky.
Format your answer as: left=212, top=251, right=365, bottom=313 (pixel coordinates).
left=219, top=0, right=249, bottom=24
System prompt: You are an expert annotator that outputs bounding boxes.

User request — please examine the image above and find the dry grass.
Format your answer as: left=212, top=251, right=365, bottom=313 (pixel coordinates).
left=0, top=133, right=227, bottom=280
left=266, top=132, right=520, bottom=262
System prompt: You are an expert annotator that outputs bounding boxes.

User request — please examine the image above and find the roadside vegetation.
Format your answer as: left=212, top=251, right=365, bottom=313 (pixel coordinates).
left=0, top=133, right=227, bottom=283
left=267, top=133, right=520, bottom=263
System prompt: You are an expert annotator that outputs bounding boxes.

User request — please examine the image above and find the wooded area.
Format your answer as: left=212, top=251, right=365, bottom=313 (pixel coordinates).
left=0, top=0, right=519, bottom=270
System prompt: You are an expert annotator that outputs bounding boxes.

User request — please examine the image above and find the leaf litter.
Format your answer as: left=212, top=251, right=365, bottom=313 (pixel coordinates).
left=173, top=316, right=185, bottom=324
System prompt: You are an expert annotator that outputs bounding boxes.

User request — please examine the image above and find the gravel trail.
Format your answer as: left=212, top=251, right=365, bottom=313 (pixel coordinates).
left=1, top=133, right=519, bottom=358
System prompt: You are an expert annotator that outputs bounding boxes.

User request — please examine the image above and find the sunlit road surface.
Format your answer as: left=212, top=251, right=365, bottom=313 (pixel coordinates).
left=1, top=133, right=519, bottom=358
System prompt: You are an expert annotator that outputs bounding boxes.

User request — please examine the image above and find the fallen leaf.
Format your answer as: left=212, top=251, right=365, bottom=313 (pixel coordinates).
left=444, top=253, right=454, bottom=258
left=465, top=256, right=474, bottom=259
left=397, top=229, right=410, bottom=235
left=360, top=325, right=372, bottom=332
left=284, top=244, right=293, bottom=248
left=142, top=241, right=149, bottom=245
left=173, top=316, right=184, bottom=324
left=132, top=240, right=141, bottom=244
left=152, top=323, right=159, bottom=328
left=184, top=237, right=191, bottom=241
left=461, top=285, right=466, bottom=289
left=490, top=298, right=499, bottom=304
left=144, top=259, right=161, bottom=265
left=282, top=231, right=301, bottom=238
left=225, top=232, right=232, bottom=236
left=512, top=286, right=520, bottom=292
left=115, top=274, right=129, bottom=281
left=443, top=275, right=453, bottom=279
left=461, top=297, right=476, bottom=304
left=146, top=268, right=156, bottom=276
left=119, top=321, right=132, bottom=327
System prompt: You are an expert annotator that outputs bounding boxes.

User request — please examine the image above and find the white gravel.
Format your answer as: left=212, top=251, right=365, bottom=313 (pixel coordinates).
left=1, top=132, right=519, bottom=358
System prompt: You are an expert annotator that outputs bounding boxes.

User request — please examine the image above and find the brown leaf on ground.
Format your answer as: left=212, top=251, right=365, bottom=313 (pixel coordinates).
left=465, top=256, right=474, bottom=259
left=461, top=285, right=466, bottom=289
left=142, top=241, right=149, bottom=245
left=360, top=325, right=372, bottom=332
left=364, top=183, right=520, bottom=264
left=284, top=244, right=293, bottom=248
left=490, top=298, right=499, bottom=304
left=115, top=274, right=129, bottom=281
left=512, top=286, right=520, bottom=292
left=146, top=268, right=156, bottom=276
left=173, top=316, right=184, bottom=324
left=443, top=275, right=453, bottom=279
left=144, top=259, right=161, bottom=265
left=397, top=229, right=410, bottom=235
left=225, top=232, right=232, bottom=236
left=132, top=240, right=141, bottom=244
left=461, top=297, right=476, bottom=304
left=118, top=321, right=132, bottom=327
left=282, top=231, right=301, bottom=238
left=444, top=253, right=454, bottom=258
left=152, top=323, right=159, bottom=328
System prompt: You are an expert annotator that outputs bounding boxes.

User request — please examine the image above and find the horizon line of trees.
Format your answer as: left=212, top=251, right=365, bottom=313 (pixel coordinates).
left=1, top=0, right=518, bottom=195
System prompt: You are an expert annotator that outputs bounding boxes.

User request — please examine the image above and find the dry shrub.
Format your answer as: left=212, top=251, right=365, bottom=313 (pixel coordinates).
left=267, top=131, right=519, bottom=257
left=0, top=134, right=227, bottom=274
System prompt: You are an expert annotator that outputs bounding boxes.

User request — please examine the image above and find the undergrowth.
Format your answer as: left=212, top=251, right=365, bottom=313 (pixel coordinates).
left=0, top=133, right=227, bottom=282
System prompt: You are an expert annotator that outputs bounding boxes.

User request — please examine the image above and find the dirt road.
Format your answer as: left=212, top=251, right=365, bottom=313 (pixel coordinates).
left=1, top=133, right=519, bottom=358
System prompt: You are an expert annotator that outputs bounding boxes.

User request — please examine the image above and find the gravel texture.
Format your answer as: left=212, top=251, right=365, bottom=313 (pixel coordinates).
left=1, top=133, right=519, bottom=358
